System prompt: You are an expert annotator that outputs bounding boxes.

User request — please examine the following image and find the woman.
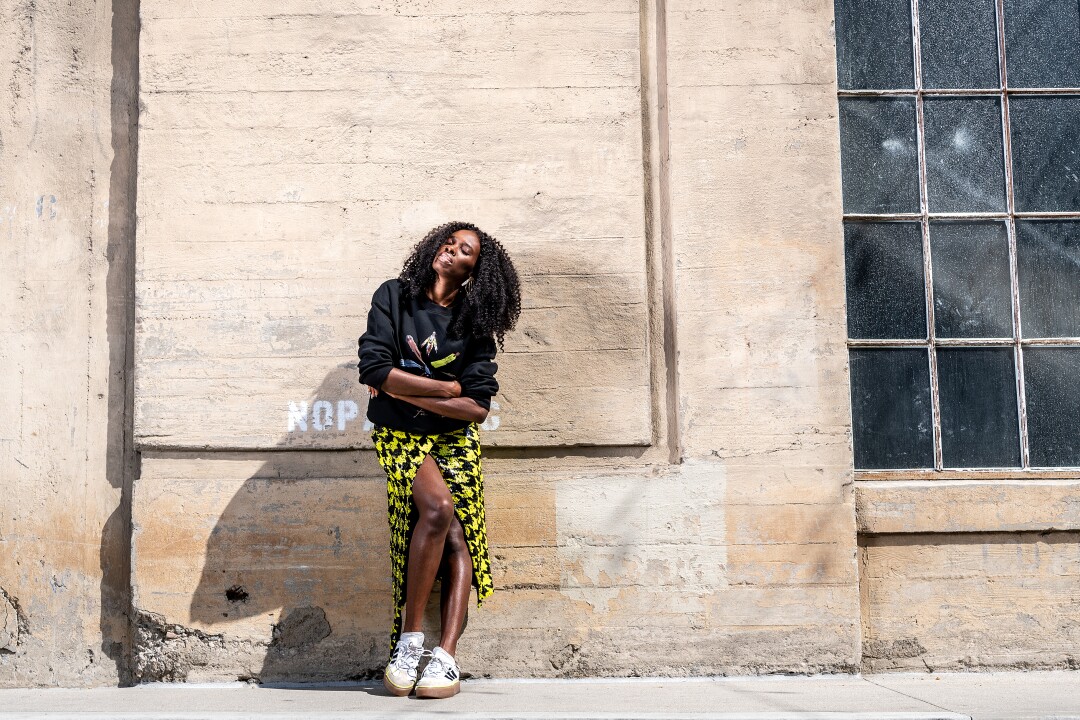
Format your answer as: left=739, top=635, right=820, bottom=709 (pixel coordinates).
left=357, top=221, right=520, bottom=699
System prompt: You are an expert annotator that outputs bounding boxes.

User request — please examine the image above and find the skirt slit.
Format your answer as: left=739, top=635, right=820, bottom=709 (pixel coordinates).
left=371, top=422, right=493, bottom=657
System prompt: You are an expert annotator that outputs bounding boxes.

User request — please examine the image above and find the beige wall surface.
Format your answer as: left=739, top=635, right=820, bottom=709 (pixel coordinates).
left=6, top=0, right=1079, bottom=689
left=660, top=0, right=859, bottom=671
left=857, top=481, right=1080, bottom=672
left=861, top=532, right=1080, bottom=673
left=128, top=0, right=862, bottom=681
left=134, top=0, right=651, bottom=450
left=0, top=0, right=137, bottom=687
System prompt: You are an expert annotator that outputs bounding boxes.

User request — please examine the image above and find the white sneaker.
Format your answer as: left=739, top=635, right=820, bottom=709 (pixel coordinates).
left=415, top=645, right=461, bottom=698
left=383, top=634, right=428, bottom=696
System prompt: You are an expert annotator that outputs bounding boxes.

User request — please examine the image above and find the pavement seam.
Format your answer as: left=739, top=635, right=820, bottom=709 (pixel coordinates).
left=862, top=677, right=969, bottom=719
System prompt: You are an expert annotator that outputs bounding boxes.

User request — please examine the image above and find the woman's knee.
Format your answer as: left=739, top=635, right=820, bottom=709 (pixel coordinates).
left=413, top=455, right=455, bottom=530
left=417, top=496, right=455, bottom=531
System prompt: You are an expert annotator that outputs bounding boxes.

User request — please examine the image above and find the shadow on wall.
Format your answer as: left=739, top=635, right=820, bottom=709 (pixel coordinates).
left=129, top=239, right=642, bottom=683
left=134, top=363, right=400, bottom=684
left=100, top=0, right=140, bottom=685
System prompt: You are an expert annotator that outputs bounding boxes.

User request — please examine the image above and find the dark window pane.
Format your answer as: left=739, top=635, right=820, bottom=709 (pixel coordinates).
left=1024, top=348, right=1080, bottom=466
left=1010, top=97, right=1080, bottom=213
left=1004, top=0, right=1080, bottom=88
left=1016, top=221, right=1080, bottom=338
left=923, top=98, right=1006, bottom=212
left=845, top=222, right=927, bottom=339
left=930, top=221, right=1013, bottom=338
left=1010, top=97, right=1080, bottom=212
left=920, top=0, right=1000, bottom=89
left=850, top=349, right=934, bottom=469
left=937, top=348, right=1021, bottom=467
left=835, top=0, right=915, bottom=89
left=839, top=98, right=921, bottom=214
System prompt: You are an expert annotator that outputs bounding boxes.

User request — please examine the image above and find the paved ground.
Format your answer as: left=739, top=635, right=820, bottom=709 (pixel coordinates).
left=0, top=671, right=1077, bottom=719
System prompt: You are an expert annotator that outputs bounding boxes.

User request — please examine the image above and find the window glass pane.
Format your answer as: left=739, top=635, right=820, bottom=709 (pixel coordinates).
left=923, top=98, right=1006, bottom=212
left=834, top=0, right=915, bottom=89
left=839, top=98, right=921, bottom=214
left=920, top=0, right=1000, bottom=89
left=1016, top=221, right=1080, bottom=338
left=1010, top=97, right=1080, bottom=212
left=937, top=348, right=1020, bottom=468
left=850, top=349, right=934, bottom=469
left=845, top=222, right=927, bottom=339
left=930, top=221, right=1013, bottom=338
left=1003, top=0, right=1080, bottom=88
left=1024, top=348, right=1080, bottom=466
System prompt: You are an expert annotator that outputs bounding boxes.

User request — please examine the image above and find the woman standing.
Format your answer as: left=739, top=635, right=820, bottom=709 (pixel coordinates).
left=357, top=221, right=520, bottom=698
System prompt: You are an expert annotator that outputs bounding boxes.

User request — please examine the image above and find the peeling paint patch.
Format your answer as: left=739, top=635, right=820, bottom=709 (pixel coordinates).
left=133, top=610, right=226, bottom=682
left=863, top=636, right=927, bottom=660
left=549, top=642, right=585, bottom=672
left=0, top=587, right=28, bottom=654
left=270, top=606, right=331, bottom=650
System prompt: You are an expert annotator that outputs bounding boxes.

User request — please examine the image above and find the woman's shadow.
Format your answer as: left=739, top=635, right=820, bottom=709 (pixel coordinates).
left=184, top=361, right=422, bottom=684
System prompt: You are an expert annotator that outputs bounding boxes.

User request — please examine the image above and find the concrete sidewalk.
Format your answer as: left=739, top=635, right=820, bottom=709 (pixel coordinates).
left=0, top=671, right=1077, bottom=720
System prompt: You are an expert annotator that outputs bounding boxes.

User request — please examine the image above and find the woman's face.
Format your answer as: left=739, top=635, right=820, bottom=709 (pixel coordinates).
left=432, top=229, right=481, bottom=284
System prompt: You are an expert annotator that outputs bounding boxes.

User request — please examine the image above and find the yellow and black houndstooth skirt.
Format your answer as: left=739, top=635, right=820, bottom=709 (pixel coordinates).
left=370, top=421, right=493, bottom=657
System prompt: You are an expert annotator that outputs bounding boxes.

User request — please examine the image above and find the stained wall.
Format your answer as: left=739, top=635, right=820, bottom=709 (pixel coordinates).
left=0, top=0, right=138, bottom=687
left=5, top=0, right=1077, bottom=687
left=127, top=0, right=858, bottom=681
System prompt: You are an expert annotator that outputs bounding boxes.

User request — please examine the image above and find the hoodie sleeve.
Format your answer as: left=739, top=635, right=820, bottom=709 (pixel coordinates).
left=458, top=333, right=499, bottom=411
left=357, top=281, right=397, bottom=390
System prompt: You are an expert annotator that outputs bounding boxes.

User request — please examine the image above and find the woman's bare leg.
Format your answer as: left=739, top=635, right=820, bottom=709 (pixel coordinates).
left=402, top=454, right=455, bottom=633
left=436, top=515, right=473, bottom=656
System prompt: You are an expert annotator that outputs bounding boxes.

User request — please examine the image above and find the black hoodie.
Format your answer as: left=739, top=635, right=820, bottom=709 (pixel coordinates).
left=357, top=278, right=498, bottom=434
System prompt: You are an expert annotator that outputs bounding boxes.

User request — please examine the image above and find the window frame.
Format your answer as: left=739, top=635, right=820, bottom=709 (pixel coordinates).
left=838, top=0, right=1080, bottom=475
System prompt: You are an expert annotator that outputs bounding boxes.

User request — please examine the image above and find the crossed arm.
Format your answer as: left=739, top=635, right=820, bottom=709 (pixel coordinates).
left=370, top=367, right=489, bottom=423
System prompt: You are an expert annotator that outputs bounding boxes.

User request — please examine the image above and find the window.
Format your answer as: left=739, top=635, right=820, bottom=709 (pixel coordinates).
left=835, top=0, right=1080, bottom=469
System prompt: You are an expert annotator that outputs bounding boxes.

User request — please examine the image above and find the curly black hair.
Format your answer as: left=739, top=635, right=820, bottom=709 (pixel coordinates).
left=397, top=221, right=522, bottom=350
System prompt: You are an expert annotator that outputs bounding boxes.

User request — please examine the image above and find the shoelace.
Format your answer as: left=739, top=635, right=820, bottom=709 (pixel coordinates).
left=391, top=644, right=430, bottom=676
left=421, top=651, right=457, bottom=681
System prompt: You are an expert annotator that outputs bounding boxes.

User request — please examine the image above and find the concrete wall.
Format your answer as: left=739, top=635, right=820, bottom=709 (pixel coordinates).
left=857, top=480, right=1080, bottom=672
left=0, top=0, right=137, bottom=687
left=134, top=0, right=651, bottom=450
left=4, top=0, right=1079, bottom=687
left=126, top=0, right=859, bottom=682
left=860, top=531, right=1080, bottom=673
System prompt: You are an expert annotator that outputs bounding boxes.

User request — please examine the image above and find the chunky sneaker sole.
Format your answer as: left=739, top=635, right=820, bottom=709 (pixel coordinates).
left=415, top=678, right=460, bottom=699
left=383, top=671, right=416, bottom=697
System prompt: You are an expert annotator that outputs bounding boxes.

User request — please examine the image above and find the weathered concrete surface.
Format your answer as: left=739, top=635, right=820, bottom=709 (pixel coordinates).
left=126, top=0, right=862, bottom=682
left=860, top=532, right=1080, bottom=673
left=0, top=0, right=137, bottom=686
left=857, top=480, right=1080, bottom=534
left=132, top=453, right=858, bottom=680
left=12, top=0, right=1078, bottom=689
left=857, top=481, right=1080, bottom=672
left=663, top=0, right=859, bottom=671
left=133, top=0, right=651, bottom=449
